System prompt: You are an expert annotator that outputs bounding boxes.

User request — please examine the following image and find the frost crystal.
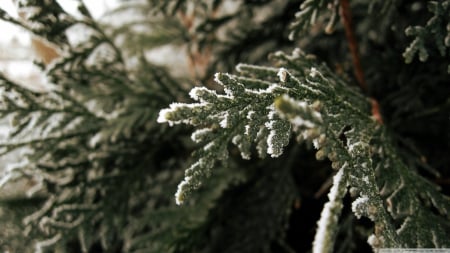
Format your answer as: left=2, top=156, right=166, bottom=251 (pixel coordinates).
left=277, top=67, right=288, bottom=82
left=156, top=108, right=171, bottom=124
left=309, top=67, right=318, bottom=78
left=219, top=111, right=230, bottom=128
left=352, top=196, right=369, bottom=219
left=191, top=128, right=213, bottom=143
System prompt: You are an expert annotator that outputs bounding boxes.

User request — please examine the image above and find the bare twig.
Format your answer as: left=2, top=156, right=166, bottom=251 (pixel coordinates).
left=339, top=0, right=367, bottom=92
left=340, top=0, right=384, bottom=124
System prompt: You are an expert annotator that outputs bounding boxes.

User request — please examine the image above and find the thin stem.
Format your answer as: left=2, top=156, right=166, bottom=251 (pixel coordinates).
left=339, top=0, right=384, bottom=124
left=339, top=0, right=367, bottom=92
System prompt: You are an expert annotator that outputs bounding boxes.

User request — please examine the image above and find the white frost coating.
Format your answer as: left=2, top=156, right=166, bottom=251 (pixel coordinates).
left=214, top=73, right=230, bottom=94
left=277, top=67, right=288, bottom=82
left=175, top=176, right=191, bottom=205
left=232, top=135, right=251, bottom=160
left=35, top=233, right=62, bottom=253
left=313, top=138, right=320, bottom=149
left=312, top=167, right=347, bottom=253
left=288, top=31, right=295, bottom=41
left=265, top=110, right=281, bottom=157
left=309, top=67, right=324, bottom=79
left=352, top=196, right=369, bottom=219
left=367, top=234, right=379, bottom=248
left=189, top=87, right=216, bottom=101
left=219, top=111, right=230, bottom=128
left=327, top=167, right=345, bottom=201
left=158, top=102, right=205, bottom=126
left=203, top=141, right=215, bottom=151
left=176, top=179, right=190, bottom=205
left=267, top=83, right=288, bottom=93
left=189, top=87, right=202, bottom=101
left=309, top=67, right=318, bottom=78
left=363, top=176, right=370, bottom=184
left=265, top=120, right=275, bottom=129
left=3, top=158, right=29, bottom=172
left=267, top=107, right=277, bottom=120
left=232, top=135, right=242, bottom=145
left=313, top=204, right=332, bottom=253
left=244, top=125, right=251, bottom=135
left=246, top=110, right=256, bottom=120
left=255, top=126, right=268, bottom=157
left=191, top=128, right=212, bottom=143
left=157, top=108, right=171, bottom=124
left=292, top=48, right=302, bottom=57
left=266, top=130, right=281, bottom=157
left=89, top=132, right=104, bottom=148
left=291, top=116, right=316, bottom=129
left=348, top=140, right=366, bottom=153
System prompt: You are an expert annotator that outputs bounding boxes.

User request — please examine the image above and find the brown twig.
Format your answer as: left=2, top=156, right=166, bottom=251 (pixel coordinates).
left=339, top=0, right=384, bottom=124
left=370, top=98, right=384, bottom=124
left=339, top=0, right=367, bottom=92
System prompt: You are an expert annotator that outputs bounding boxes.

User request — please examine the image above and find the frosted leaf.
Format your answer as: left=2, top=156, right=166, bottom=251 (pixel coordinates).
left=309, top=67, right=318, bottom=78
left=175, top=176, right=195, bottom=205
left=244, top=125, right=251, bottom=135
left=312, top=165, right=348, bottom=253
left=89, top=132, right=104, bottom=148
left=266, top=119, right=291, bottom=158
left=191, top=128, right=214, bottom=143
left=189, top=86, right=218, bottom=102
left=352, top=196, right=369, bottom=219
left=277, top=67, right=288, bottom=82
left=175, top=157, right=215, bottom=205
left=157, top=108, right=171, bottom=124
left=256, top=126, right=269, bottom=158
left=367, top=234, right=383, bottom=249
left=232, top=134, right=252, bottom=160
left=157, top=47, right=450, bottom=250
left=219, top=111, right=230, bottom=128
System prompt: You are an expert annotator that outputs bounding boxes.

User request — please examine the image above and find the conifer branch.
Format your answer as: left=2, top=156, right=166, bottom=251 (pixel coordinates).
left=403, top=0, right=450, bottom=73
left=311, top=165, right=348, bottom=253
left=0, top=1, right=449, bottom=252
left=160, top=49, right=450, bottom=249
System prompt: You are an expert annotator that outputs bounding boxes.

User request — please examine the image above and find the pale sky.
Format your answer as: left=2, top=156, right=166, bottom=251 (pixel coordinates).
left=0, top=0, right=119, bottom=44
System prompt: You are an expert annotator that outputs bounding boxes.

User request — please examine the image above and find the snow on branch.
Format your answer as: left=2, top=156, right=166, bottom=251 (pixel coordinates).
left=159, top=49, right=450, bottom=249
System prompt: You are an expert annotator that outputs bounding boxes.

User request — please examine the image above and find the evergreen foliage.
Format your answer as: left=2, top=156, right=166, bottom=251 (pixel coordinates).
left=0, top=0, right=449, bottom=252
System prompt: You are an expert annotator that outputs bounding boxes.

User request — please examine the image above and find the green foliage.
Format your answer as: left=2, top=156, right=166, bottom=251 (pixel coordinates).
left=159, top=48, right=450, bottom=250
left=402, top=1, right=450, bottom=72
left=0, top=0, right=449, bottom=252
left=289, top=0, right=338, bottom=38
left=0, top=1, right=195, bottom=251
